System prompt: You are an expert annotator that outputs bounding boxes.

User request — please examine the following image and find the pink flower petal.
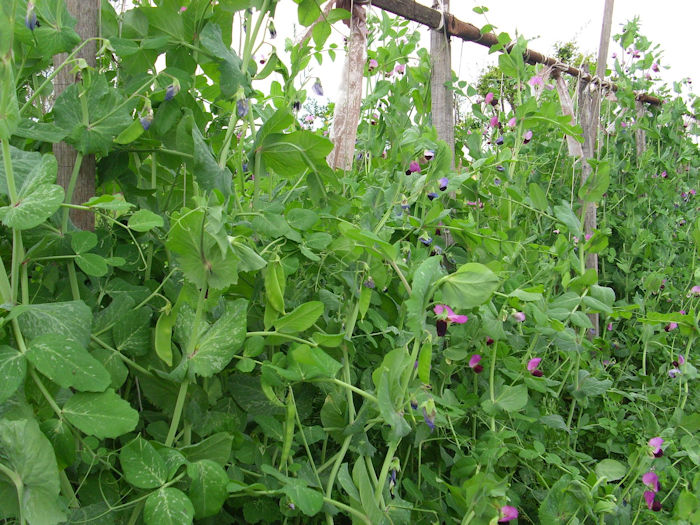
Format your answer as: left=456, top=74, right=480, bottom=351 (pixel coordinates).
left=642, top=472, right=659, bottom=492
left=527, top=358, right=542, bottom=372
left=643, top=490, right=656, bottom=510
left=469, top=354, right=482, bottom=368
left=448, top=314, right=468, bottom=324
left=433, top=304, right=445, bottom=316
left=485, top=92, right=494, bottom=105
left=498, top=506, right=518, bottom=522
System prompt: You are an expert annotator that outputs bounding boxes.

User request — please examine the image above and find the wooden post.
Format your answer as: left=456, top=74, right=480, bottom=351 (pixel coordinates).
left=52, top=0, right=99, bottom=231
left=635, top=100, right=646, bottom=159
left=578, top=0, right=615, bottom=337
left=327, top=1, right=368, bottom=171
left=430, top=0, right=454, bottom=167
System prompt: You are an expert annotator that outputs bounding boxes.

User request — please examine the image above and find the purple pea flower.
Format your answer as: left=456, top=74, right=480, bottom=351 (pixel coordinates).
left=427, top=192, right=439, bottom=201
left=527, top=357, right=543, bottom=377
left=484, top=92, right=494, bottom=105
left=312, top=79, right=324, bottom=96
left=486, top=337, right=494, bottom=346
left=642, top=472, right=659, bottom=492
left=394, top=63, right=405, bottom=75
left=410, top=399, right=418, bottom=410
left=669, top=368, right=681, bottom=378
left=496, top=165, right=505, bottom=172
left=469, top=354, right=483, bottom=374
left=498, top=505, right=519, bottom=523
left=164, top=83, right=179, bottom=101
left=607, top=322, right=613, bottom=331
left=368, top=58, right=378, bottom=71
left=423, top=149, right=435, bottom=161
left=652, top=62, right=659, bottom=73
left=434, top=304, right=467, bottom=337
left=649, top=437, right=664, bottom=457
left=422, top=407, right=435, bottom=431
left=406, top=161, right=421, bottom=175
left=419, top=236, right=433, bottom=246
left=513, top=311, right=526, bottom=322
left=495, top=136, right=504, bottom=146
left=528, top=75, right=543, bottom=87
left=523, top=130, right=533, bottom=144
left=664, top=322, right=678, bottom=332
left=140, top=115, right=153, bottom=131
left=689, top=285, right=700, bottom=295
left=644, top=491, right=661, bottom=511
left=237, top=99, right=249, bottom=118
left=438, top=177, right=449, bottom=191
left=507, top=117, right=516, bottom=127
left=489, top=115, right=499, bottom=128
left=25, top=2, right=38, bottom=31
left=268, top=22, right=277, bottom=39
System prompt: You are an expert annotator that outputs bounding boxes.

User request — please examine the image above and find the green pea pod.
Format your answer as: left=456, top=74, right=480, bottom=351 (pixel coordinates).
left=154, top=310, right=175, bottom=367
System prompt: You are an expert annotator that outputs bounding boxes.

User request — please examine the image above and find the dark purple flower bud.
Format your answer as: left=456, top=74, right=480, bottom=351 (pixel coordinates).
left=242, top=163, right=249, bottom=172
left=237, top=99, right=249, bottom=118
left=140, top=116, right=153, bottom=130
left=473, top=364, right=484, bottom=373
left=531, top=369, right=543, bottom=377
left=25, top=2, right=38, bottom=31
left=496, top=165, right=505, bottom=172
left=422, top=407, right=435, bottom=431
left=427, top=192, right=439, bottom=201
left=436, top=319, right=447, bottom=337
left=292, top=100, right=301, bottom=112
left=652, top=500, right=661, bottom=512
left=312, top=79, right=324, bottom=96
left=269, top=22, right=277, bottom=39
left=165, top=83, right=179, bottom=101
left=486, top=337, right=494, bottom=345
left=438, top=177, right=449, bottom=191
left=410, top=399, right=418, bottom=410
left=495, top=136, right=504, bottom=146
left=419, top=236, right=432, bottom=246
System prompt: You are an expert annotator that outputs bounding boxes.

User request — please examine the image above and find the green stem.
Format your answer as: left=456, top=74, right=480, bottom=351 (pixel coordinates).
left=0, top=462, right=25, bottom=525
left=30, top=368, right=63, bottom=418
left=324, top=435, right=352, bottom=525
left=323, top=497, right=371, bottom=525
left=62, top=152, right=85, bottom=231
left=1, top=139, right=18, bottom=203
left=246, top=331, right=318, bottom=347
left=489, top=343, right=497, bottom=432
left=67, top=263, right=81, bottom=301
left=374, top=440, right=399, bottom=505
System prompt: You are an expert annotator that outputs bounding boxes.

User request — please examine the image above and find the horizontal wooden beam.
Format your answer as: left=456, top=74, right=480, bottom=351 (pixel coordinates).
left=370, top=0, right=661, bottom=106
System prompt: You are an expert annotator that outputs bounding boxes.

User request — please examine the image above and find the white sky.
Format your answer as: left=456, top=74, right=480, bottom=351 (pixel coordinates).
left=269, top=0, right=698, bottom=101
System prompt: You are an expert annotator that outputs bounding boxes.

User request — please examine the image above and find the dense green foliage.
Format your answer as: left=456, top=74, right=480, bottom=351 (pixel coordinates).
left=0, top=1, right=698, bottom=524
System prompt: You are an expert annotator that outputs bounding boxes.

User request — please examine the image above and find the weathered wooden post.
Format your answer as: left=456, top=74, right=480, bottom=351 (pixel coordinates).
left=430, top=0, right=454, bottom=167
left=327, top=0, right=368, bottom=171
left=52, top=0, right=99, bottom=231
left=635, top=100, right=646, bottom=160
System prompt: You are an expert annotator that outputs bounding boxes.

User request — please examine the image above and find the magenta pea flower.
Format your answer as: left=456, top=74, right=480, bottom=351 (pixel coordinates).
left=498, top=505, right=518, bottom=523
left=528, top=75, right=543, bottom=87
left=179, top=6, right=187, bottom=13
left=490, top=115, right=499, bottom=128
left=523, top=130, right=533, bottom=144
left=513, top=311, right=526, bottom=323
left=690, top=285, right=700, bottom=295
left=652, top=62, right=660, bottom=72
left=642, top=472, right=659, bottom=492
left=484, top=92, right=494, bottom=105
left=368, top=58, right=378, bottom=71
left=607, top=322, right=613, bottom=331
left=527, top=357, right=543, bottom=377
left=438, top=177, right=449, bottom=191
left=407, top=161, right=421, bottom=174
left=649, top=437, right=664, bottom=457
left=394, top=63, right=405, bottom=75
left=434, top=304, right=467, bottom=337
left=507, top=117, right=516, bottom=127
left=644, top=490, right=662, bottom=511
left=664, top=322, right=678, bottom=332
left=469, top=354, right=483, bottom=373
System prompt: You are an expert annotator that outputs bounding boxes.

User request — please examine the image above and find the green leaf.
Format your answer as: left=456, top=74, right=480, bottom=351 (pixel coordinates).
left=62, top=389, right=139, bottom=439
left=18, top=300, right=92, bottom=347
left=495, top=384, right=528, bottom=412
left=187, top=460, right=229, bottom=519
left=188, top=299, right=248, bottom=377
left=297, top=0, right=322, bottom=26
left=377, top=371, right=411, bottom=440
left=285, top=345, right=342, bottom=380
left=53, top=75, right=133, bottom=155
left=71, top=231, right=97, bottom=254
left=282, top=481, right=324, bottom=516
left=286, top=208, right=319, bottom=231
left=144, top=487, right=194, bottom=525
left=192, top=125, right=232, bottom=195
left=553, top=202, right=582, bottom=237
left=0, top=62, right=19, bottom=140
left=274, top=301, right=324, bottom=333
left=0, top=346, right=26, bottom=403
left=539, top=414, right=570, bottom=433
left=120, top=437, right=168, bottom=489
left=129, top=209, right=164, bottom=232
left=438, top=263, right=500, bottom=310
left=26, top=335, right=110, bottom=392
left=261, top=131, right=333, bottom=177
left=114, top=119, right=146, bottom=144
left=180, top=433, right=233, bottom=466
left=166, top=208, right=238, bottom=290
left=595, top=459, right=627, bottom=481
left=579, top=160, right=610, bottom=203
left=14, top=119, right=68, bottom=143
left=113, top=308, right=153, bottom=356
left=0, top=418, right=66, bottom=525
left=75, top=253, right=109, bottom=277
left=406, top=256, right=442, bottom=334
left=529, top=182, right=548, bottom=210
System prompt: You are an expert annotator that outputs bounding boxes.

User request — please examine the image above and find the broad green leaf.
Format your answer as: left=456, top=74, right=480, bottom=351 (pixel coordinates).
left=579, top=160, right=610, bottom=203
left=377, top=370, right=411, bottom=440
left=0, top=418, right=65, bottom=525
left=529, top=182, right=548, bottom=210
left=91, top=347, right=129, bottom=389
left=255, top=108, right=295, bottom=145
left=188, top=299, right=248, bottom=377
left=113, top=308, right=153, bottom=356
left=14, top=119, right=68, bottom=143
left=26, top=335, right=110, bottom=392
left=286, top=208, right=319, bottom=231
left=166, top=208, right=238, bottom=290
left=0, top=62, right=19, bottom=140
left=71, top=231, right=97, bottom=254
left=0, top=345, right=26, bottom=403
left=192, top=125, right=231, bottom=195
left=120, top=437, right=168, bottom=489
left=144, top=487, right=194, bottom=525
left=582, top=296, right=613, bottom=314
left=63, top=390, right=139, bottom=439
left=0, top=181, right=63, bottom=230
left=31, top=0, right=81, bottom=56
left=595, top=459, right=627, bottom=481
left=180, top=433, right=233, bottom=467
left=286, top=345, right=342, bottom=380
left=261, top=131, right=333, bottom=177
left=297, top=0, right=322, bottom=26
left=0, top=147, right=54, bottom=196
left=282, top=481, right=324, bottom=516
left=198, top=22, right=245, bottom=98
left=18, top=300, right=92, bottom=347
left=495, top=384, right=528, bottom=412
left=53, top=75, right=133, bottom=155
left=129, top=209, right=164, bottom=232
left=553, top=202, right=582, bottom=238
left=405, top=256, right=442, bottom=334
left=40, top=419, right=76, bottom=470
left=75, top=253, right=109, bottom=277
left=187, top=460, right=229, bottom=519
left=539, top=414, right=570, bottom=433
left=274, top=301, right=324, bottom=333
left=438, top=263, right=500, bottom=310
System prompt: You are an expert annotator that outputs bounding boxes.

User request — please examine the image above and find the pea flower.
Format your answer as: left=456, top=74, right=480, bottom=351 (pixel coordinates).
left=25, top=2, right=38, bottom=31
left=469, top=354, right=483, bottom=373
left=312, top=79, right=324, bottom=96
left=394, top=64, right=405, bottom=75
left=179, top=6, right=187, bottom=13
left=513, top=311, right=526, bottom=322
left=607, top=322, right=613, bottom=331
left=419, top=235, right=432, bottom=246
left=496, top=165, right=505, bottom=172
left=423, top=149, right=435, bottom=161
left=644, top=491, right=661, bottom=511
left=484, top=92, right=494, bottom=105
left=304, top=114, right=314, bottom=123
left=438, top=177, right=449, bottom=191
left=486, top=337, right=495, bottom=346
left=523, top=130, right=533, bottom=144
left=490, top=115, right=499, bottom=128
left=672, top=355, right=685, bottom=367
left=669, top=368, right=681, bottom=378
left=406, top=161, right=421, bottom=175
left=689, top=285, right=700, bottom=296
left=507, top=117, right=516, bottom=127
left=642, top=472, right=659, bottom=492
left=498, top=505, right=519, bottom=523
left=648, top=437, right=664, bottom=457
left=528, top=75, right=543, bottom=87
left=434, top=304, right=468, bottom=337
left=368, top=58, right=378, bottom=71
left=527, top=357, right=543, bottom=377
left=237, top=99, right=249, bottom=118
left=495, top=136, right=504, bottom=146
left=421, top=400, right=436, bottom=431
left=652, top=62, right=659, bottom=72
left=164, top=83, right=180, bottom=101
left=664, top=322, right=678, bottom=332
left=268, top=21, right=277, bottom=39
left=427, top=192, right=438, bottom=201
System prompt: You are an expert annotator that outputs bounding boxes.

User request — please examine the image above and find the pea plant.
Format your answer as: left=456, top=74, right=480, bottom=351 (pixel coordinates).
left=0, top=1, right=698, bottom=524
